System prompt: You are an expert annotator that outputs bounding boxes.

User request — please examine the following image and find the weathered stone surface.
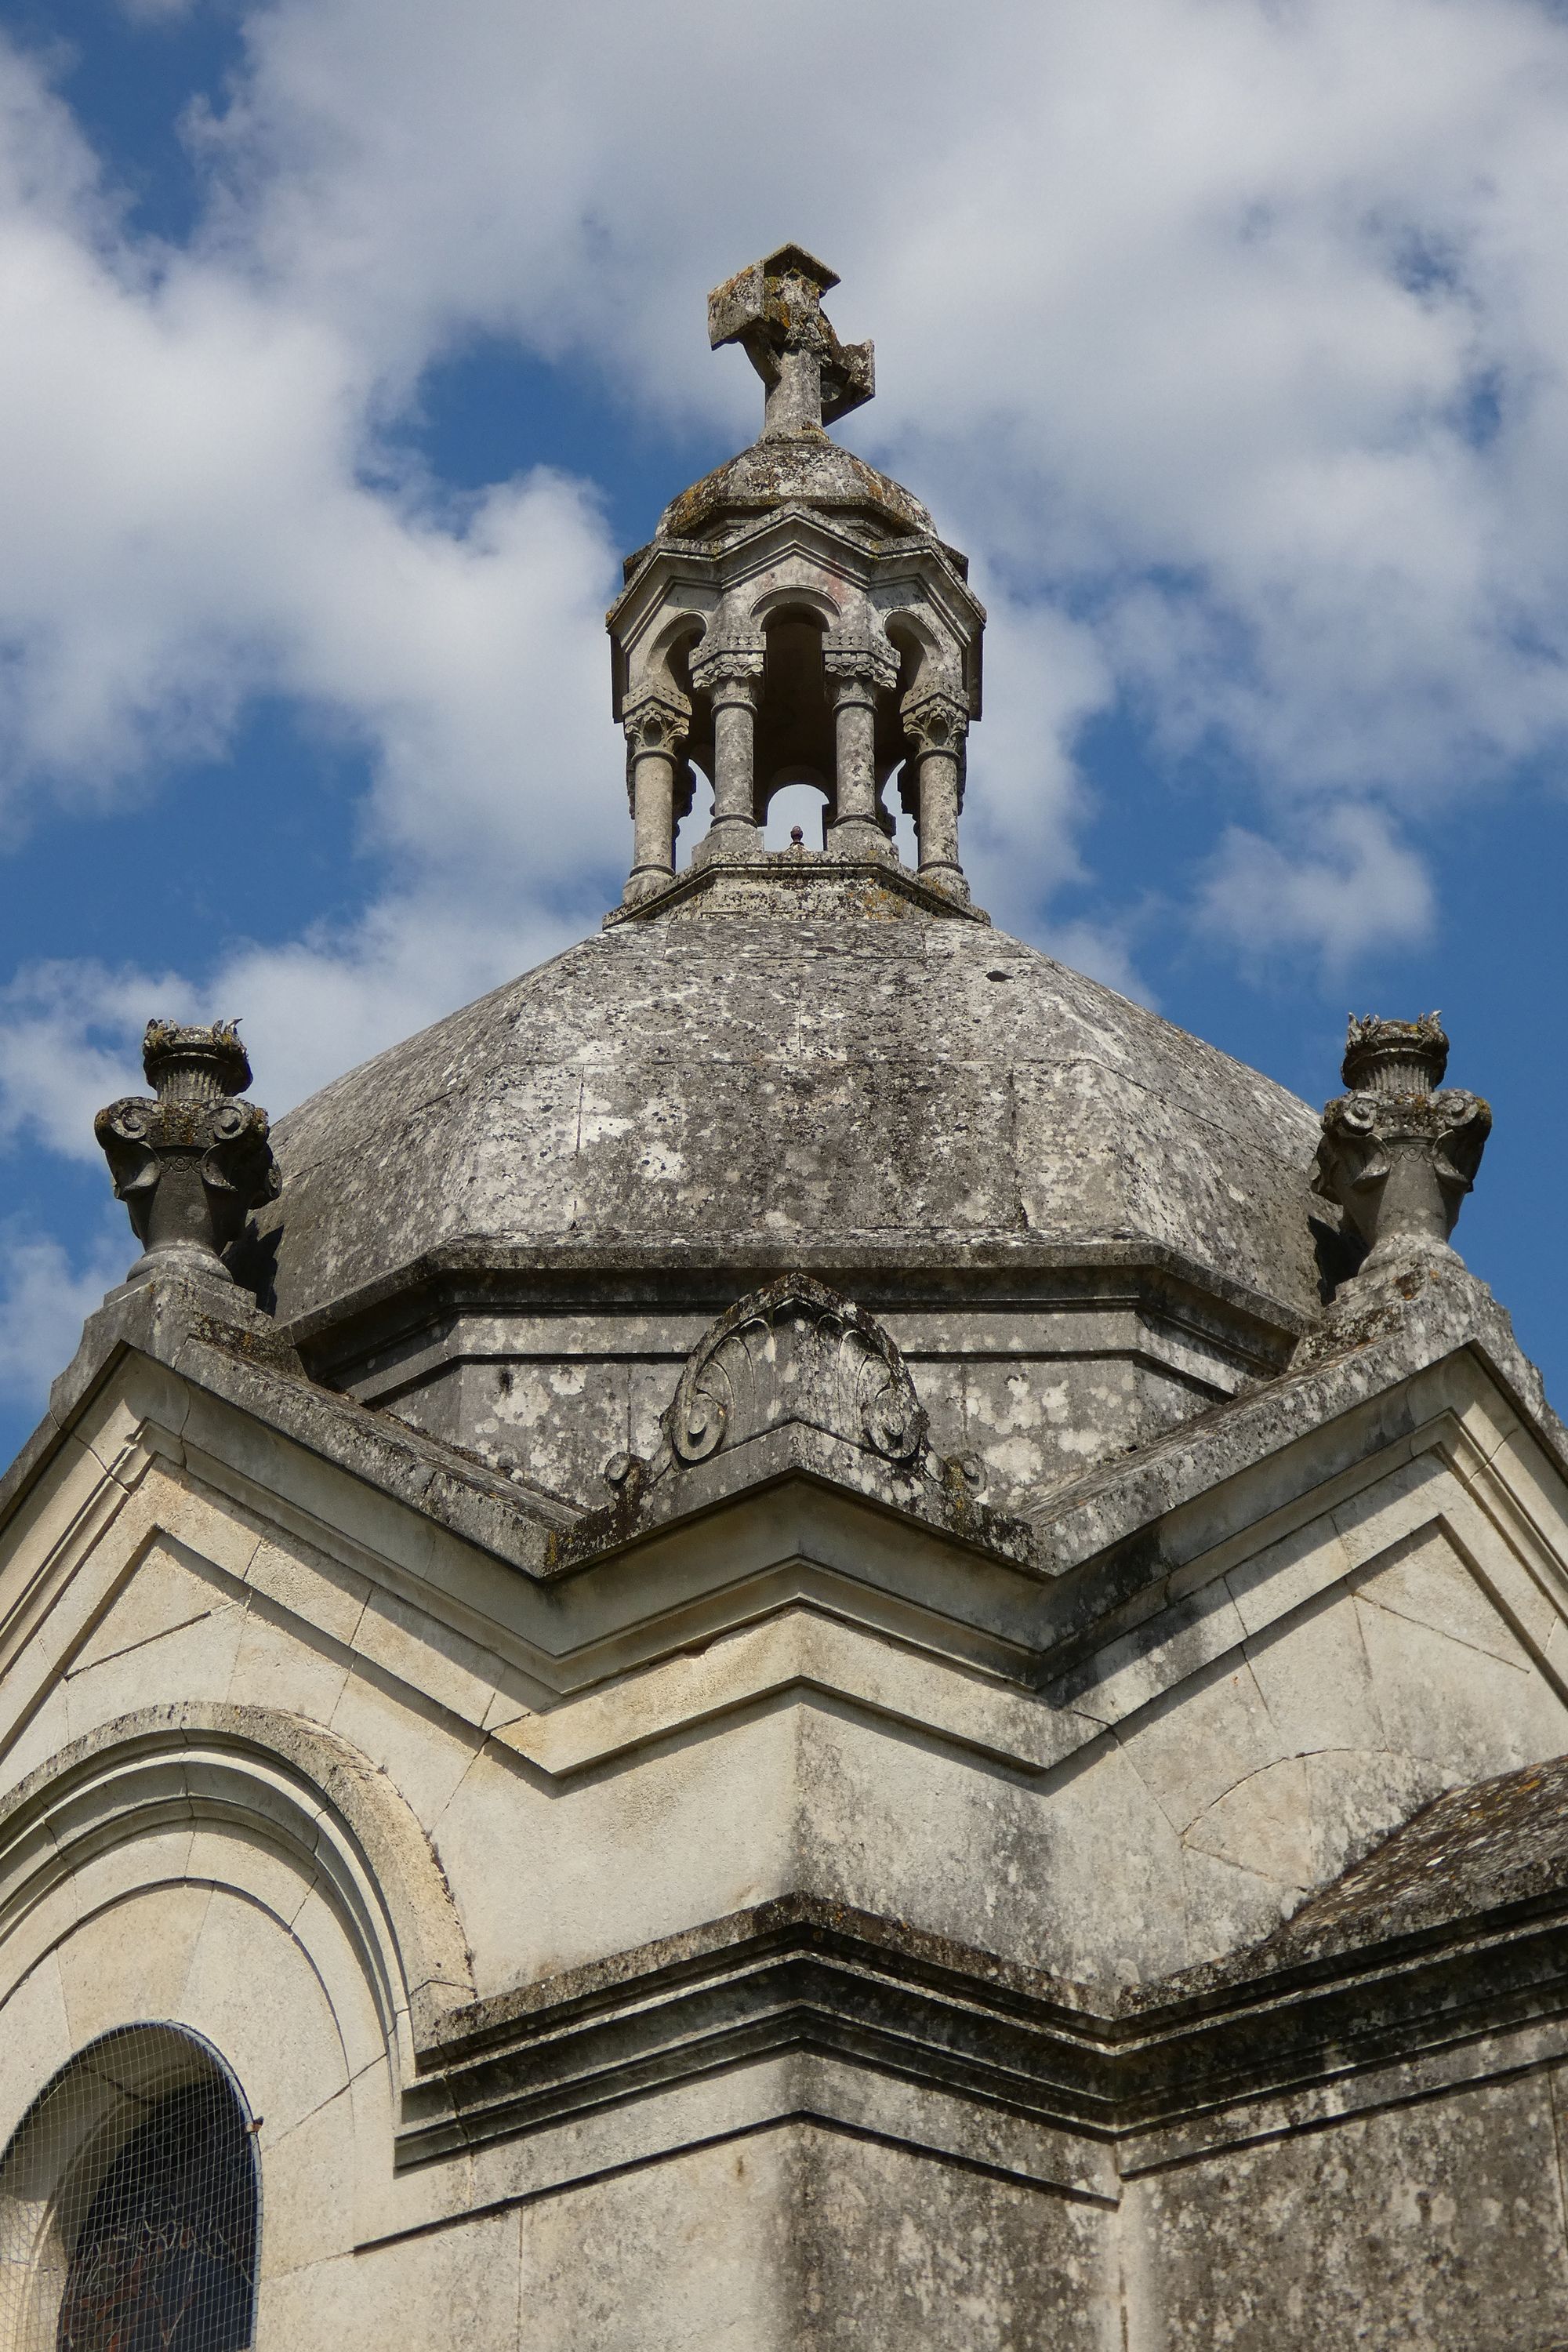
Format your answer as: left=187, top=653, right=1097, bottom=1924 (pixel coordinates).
left=253, top=908, right=1327, bottom=1496
left=1131, top=2074, right=1568, bottom=2350
left=1312, top=1011, right=1490, bottom=1271
left=95, top=1019, right=279, bottom=1285
left=5, top=250, right=1568, bottom=2350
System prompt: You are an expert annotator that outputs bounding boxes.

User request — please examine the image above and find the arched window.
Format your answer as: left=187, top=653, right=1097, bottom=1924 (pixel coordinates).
left=0, top=2025, right=258, bottom=2352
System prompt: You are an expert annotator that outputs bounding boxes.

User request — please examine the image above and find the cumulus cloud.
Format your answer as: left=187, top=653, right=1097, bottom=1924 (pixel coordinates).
left=0, top=1221, right=126, bottom=1410
left=201, top=0, right=1568, bottom=806
left=2, top=0, right=1568, bottom=1420
left=1196, top=804, right=1436, bottom=978
left=0, top=1, right=1564, bottom=953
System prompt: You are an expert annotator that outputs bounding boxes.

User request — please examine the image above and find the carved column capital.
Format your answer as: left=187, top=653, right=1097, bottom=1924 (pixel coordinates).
left=622, top=689, right=690, bottom=760
left=1312, top=1013, right=1490, bottom=1272
left=622, top=689, right=692, bottom=830
left=95, top=1021, right=280, bottom=1286
left=823, top=628, right=898, bottom=705
left=689, top=633, right=764, bottom=706
left=901, top=688, right=969, bottom=757
left=691, top=632, right=764, bottom=849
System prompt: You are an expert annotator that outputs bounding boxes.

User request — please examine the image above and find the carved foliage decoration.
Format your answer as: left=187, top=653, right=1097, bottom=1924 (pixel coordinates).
left=822, top=620, right=899, bottom=699
left=689, top=629, right=766, bottom=699
left=95, top=1020, right=281, bottom=1282
left=901, top=689, right=969, bottom=757
left=1312, top=1012, right=1490, bottom=1267
left=664, top=1276, right=927, bottom=1469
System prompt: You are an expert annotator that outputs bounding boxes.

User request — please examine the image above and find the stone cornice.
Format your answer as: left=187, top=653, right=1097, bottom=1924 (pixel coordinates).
left=5, top=1254, right=1564, bottom=1730
left=397, top=1761, right=1568, bottom=2176
left=600, top=847, right=989, bottom=928
left=275, top=1236, right=1312, bottom=1373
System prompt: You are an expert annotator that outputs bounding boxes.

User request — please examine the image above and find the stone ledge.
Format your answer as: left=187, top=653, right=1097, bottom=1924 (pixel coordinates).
left=395, top=1762, right=1568, bottom=2176
left=602, top=848, right=987, bottom=927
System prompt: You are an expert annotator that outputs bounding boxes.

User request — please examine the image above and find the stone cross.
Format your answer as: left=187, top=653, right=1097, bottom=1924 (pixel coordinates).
left=708, top=244, right=874, bottom=441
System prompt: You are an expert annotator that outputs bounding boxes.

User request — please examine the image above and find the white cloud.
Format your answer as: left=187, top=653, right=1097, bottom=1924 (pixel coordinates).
left=1195, top=804, right=1436, bottom=977
left=0, top=0, right=1566, bottom=1370
left=0, top=1220, right=125, bottom=1410
left=169, top=0, right=1568, bottom=956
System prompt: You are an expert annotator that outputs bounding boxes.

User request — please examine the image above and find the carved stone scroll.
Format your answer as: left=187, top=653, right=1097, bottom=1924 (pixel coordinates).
left=661, top=1276, right=927, bottom=1470
left=1312, top=1014, right=1490, bottom=1271
left=95, top=1021, right=281, bottom=1284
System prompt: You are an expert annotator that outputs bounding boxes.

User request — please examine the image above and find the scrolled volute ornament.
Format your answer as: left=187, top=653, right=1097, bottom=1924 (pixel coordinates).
left=662, top=1276, right=927, bottom=1472
left=95, top=1019, right=281, bottom=1285
left=1312, top=1012, right=1490, bottom=1272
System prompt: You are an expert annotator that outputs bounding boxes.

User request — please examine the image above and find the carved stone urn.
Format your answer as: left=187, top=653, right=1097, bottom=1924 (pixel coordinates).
left=95, top=1021, right=281, bottom=1285
left=1312, top=1014, right=1490, bottom=1273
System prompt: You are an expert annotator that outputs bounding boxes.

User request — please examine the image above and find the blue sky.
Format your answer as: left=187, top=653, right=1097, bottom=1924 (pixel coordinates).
left=1, top=0, right=1566, bottom=1466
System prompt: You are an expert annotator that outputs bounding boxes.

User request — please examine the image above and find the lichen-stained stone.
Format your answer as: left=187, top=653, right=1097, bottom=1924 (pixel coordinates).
left=518, top=2128, right=800, bottom=2352
left=793, top=2126, right=1119, bottom=2352
left=1130, top=2075, right=1568, bottom=2350
left=11, top=252, right=1568, bottom=2351
left=263, top=919, right=1322, bottom=1330
left=254, top=907, right=1325, bottom=1497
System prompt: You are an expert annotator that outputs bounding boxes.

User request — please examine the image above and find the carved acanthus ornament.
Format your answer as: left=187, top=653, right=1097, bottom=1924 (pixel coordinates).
left=623, top=689, right=690, bottom=760
left=659, top=1277, right=927, bottom=1472
left=823, top=625, right=898, bottom=701
left=688, top=633, right=766, bottom=698
left=95, top=1021, right=281, bottom=1284
left=1312, top=1014, right=1490, bottom=1271
left=902, top=689, right=969, bottom=768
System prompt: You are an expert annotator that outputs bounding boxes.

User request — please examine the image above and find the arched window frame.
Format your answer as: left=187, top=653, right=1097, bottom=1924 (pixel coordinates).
left=0, top=2023, right=259, bottom=2352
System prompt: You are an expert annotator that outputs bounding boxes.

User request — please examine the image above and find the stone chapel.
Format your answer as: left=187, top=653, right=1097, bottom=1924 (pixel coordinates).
left=1, top=245, right=1566, bottom=2350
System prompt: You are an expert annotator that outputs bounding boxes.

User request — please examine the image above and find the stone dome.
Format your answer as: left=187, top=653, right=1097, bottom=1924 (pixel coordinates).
left=657, top=434, right=937, bottom=546
left=267, top=901, right=1321, bottom=1330
left=241, top=245, right=1332, bottom=1506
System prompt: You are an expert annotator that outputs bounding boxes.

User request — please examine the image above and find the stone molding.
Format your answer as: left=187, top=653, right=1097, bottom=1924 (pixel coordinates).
left=95, top=1020, right=281, bottom=1287
left=601, top=852, right=989, bottom=928
left=688, top=633, right=765, bottom=697
left=0, top=1703, right=474, bottom=2050
left=1312, top=1013, right=1490, bottom=1269
left=398, top=1763, right=1568, bottom=2176
left=822, top=626, right=899, bottom=698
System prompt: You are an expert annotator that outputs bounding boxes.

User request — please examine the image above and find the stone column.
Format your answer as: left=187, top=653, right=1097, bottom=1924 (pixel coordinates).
left=902, top=691, right=970, bottom=894
left=825, top=635, right=898, bottom=860
left=691, top=637, right=764, bottom=857
left=622, top=695, right=689, bottom=902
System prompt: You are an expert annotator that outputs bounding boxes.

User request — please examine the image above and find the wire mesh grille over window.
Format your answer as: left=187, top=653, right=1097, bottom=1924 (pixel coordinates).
left=0, top=2025, right=258, bottom=2352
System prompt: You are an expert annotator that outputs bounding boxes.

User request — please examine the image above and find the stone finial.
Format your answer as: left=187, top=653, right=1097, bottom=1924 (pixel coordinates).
left=708, top=244, right=874, bottom=440
left=95, top=1020, right=281, bottom=1285
left=1312, top=1013, right=1490, bottom=1272
left=1341, top=1011, right=1449, bottom=1097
